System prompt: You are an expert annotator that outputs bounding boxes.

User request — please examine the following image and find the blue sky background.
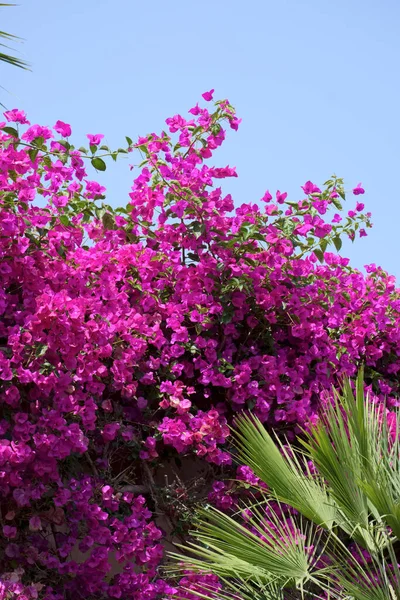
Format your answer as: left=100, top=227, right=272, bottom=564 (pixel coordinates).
left=2, top=0, right=400, bottom=278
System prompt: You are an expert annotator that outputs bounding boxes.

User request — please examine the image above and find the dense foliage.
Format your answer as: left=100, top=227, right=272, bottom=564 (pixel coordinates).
left=0, top=91, right=399, bottom=599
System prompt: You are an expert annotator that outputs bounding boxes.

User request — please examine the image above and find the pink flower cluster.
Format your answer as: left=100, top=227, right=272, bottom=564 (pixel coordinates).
left=159, top=409, right=230, bottom=465
left=0, top=93, right=397, bottom=596
left=0, top=477, right=171, bottom=599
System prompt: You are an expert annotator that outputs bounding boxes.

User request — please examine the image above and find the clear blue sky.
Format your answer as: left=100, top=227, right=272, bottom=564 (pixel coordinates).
left=2, top=0, right=400, bottom=278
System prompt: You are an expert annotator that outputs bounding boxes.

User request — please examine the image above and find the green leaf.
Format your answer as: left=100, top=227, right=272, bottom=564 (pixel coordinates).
left=2, top=125, right=18, bottom=137
left=331, top=198, right=343, bottom=210
left=137, top=144, right=148, bottom=154
left=58, top=214, right=70, bottom=226
left=82, top=211, right=92, bottom=223
left=102, top=213, right=116, bottom=230
left=28, top=148, right=39, bottom=162
left=333, top=236, right=342, bottom=251
left=56, top=244, right=66, bottom=258
left=91, top=157, right=106, bottom=171
left=314, top=248, right=324, bottom=263
left=35, top=344, right=48, bottom=358
left=126, top=136, right=133, bottom=146
left=221, top=307, right=234, bottom=324
left=58, top=140, right=70, bottom=151
left=211, top=123, right=221, bottom=136
left=32, top=136, right=45, bottom=148
left=191, top=221, right=206, bottom=239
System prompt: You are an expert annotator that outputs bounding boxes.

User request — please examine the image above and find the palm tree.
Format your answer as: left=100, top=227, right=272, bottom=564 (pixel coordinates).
left=0, top=3, right=29, bottom=70
left=170, top=370, right=400, bottom=600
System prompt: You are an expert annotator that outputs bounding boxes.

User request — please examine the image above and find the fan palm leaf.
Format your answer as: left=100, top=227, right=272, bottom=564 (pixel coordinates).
left=232, top=413, right=337, bottom=528
left=169, top=502, right=332, bottom=597
left=0, top=4, right=30, bottom=70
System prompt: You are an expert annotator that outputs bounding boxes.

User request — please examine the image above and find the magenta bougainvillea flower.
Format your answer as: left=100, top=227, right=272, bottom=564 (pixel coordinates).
left=53, top=120, right=72, bottom=137
left=87, top=133, right=104, bottom=145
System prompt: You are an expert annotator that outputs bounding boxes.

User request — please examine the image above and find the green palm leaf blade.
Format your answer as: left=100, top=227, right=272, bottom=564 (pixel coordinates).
left=333, top=543, right=400, bottom=600
left=357, top=399, right=400, bottom=542
left=0, top=3, right=30, bottom=70
left=300, top=372, right=372, bottom=545
left=233, top=413, right=337, bottom=528
left=169, top=504, right=331, bottom=592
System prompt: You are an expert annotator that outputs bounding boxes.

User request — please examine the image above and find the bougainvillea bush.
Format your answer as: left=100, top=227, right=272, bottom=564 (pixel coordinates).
left=0, top=90, right=399, bottom=599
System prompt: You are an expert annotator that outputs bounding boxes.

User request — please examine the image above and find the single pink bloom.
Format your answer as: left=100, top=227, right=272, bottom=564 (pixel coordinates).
left=4, top=108, right=29, bottom=124
left=87, top=133, right=104, bottom=145
left=3, top=525, right=17, bottom=538
left=261, top=190, right=273, bottom=202
left=276, top=190, right=288, bottom=204
left=29, top=516, right=42, bottom=531
left=302, top=181, right=321, bottom=195
left=137, top=397, right=147, bottom=409
left=54, top=120, right=71, bottom=137
left=266, top=203, right=278, bottom=215
left=202, top=89, right=214, bottom=101
left=189, top=104, right=201, bottom=115
left=101, top=399, right=113, bottom=413
left=365, top=263, right=377, bottom=273
left=356, top=201, right=365, bottom=211
left=229, top=117, right=241, bottom=130
left=353, top=183, right=365, bottom=195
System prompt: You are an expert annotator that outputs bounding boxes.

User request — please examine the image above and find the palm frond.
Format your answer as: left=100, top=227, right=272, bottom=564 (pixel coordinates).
left=0, top=3, right=30, bottom=70
left=331, top=535, right=400, bottom=600
left=301, top=370, right=375, bottom=547
left=233, top=413, right=337, bottom=528
left=358, top=403, right=400, bottom=540
left=169, top=502, right=331, bottom=593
